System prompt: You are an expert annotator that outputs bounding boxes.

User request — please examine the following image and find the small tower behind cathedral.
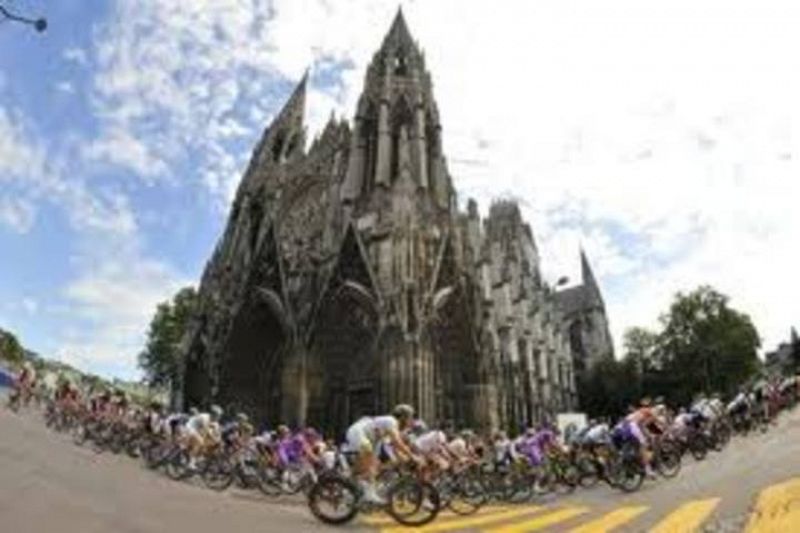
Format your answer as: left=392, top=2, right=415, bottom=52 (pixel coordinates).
left=555, top=249, right=614, bottom=373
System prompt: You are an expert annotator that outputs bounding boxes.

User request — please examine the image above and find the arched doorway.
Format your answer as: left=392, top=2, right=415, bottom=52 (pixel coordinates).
left=217, top=290, right=289, bottom=428
left=307, top=280, right=380, bottom=439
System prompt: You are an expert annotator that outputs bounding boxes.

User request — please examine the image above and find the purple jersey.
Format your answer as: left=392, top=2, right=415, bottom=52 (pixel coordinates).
left=534, top=429, right=556, bottom=450
left=278, top=434, right=306, bottom=465
left=516, top=436, right=544, bottom=466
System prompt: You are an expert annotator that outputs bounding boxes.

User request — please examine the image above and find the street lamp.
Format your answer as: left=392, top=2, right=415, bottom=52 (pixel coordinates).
left=1, top=4, right=47, bottom=32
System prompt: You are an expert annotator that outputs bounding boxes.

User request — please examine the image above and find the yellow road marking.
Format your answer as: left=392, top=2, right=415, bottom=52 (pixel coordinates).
left=746, top=478, right=800, bottom=532
left=570, top=506, right=649, bottom=533
left=360, top=505, right=510, bottom=526
left=482, top=507, right=590, bottom=533
left=649, top=498, right=720, bottom=533
left=379, top=506, right=543, bottom=533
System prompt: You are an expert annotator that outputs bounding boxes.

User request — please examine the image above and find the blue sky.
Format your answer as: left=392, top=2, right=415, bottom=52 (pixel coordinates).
left=2, top=0, right=799, bottom=379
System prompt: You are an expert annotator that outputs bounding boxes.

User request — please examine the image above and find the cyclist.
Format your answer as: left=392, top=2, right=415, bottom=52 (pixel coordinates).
left=12, top=361, right=37, bottom=407
left=184, top=405, right=223, bottom=470
left=221, top=412, right=254, bottom=451
left=623, top=398, right=660, bottom=478
left=409, top=421, right=450, bottom=472
left=492, top=430, right=513, bottom=469
left=344, top=404, right=421, bottom=504
left=446, top=429, right=479, bottom=467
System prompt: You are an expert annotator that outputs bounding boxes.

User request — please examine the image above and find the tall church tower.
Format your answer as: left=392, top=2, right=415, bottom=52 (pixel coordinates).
left=342, top=9, right=452, bottom=212
left=336, top=9, right=457, bottom=423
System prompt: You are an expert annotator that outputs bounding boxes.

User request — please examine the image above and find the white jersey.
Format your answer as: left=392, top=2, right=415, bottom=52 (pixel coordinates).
left=187, top=413, right=212, bottom=433
left=693, top=400, right=717, bottom=421
left=414, top=430, right=447, bottom=455
left=447, top=437, right=468, bottom=458
left=674, top=413, right=692, bottom=429
left=585, top=424, right=610, bottom=444
left=347, top=415, right=399, bottom=449
left=493, top=438, right=512, bottom=463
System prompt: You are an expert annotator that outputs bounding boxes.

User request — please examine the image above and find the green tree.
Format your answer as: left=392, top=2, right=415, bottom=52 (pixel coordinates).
left=622, top=327, right=659, bottom=397
left=577, top=357, right=639, bottom=419
left=790, top=327, right=800, bottom=373
left=657, top=285, right=760, bottom=404
left=138, top=287, right=197, bottom=388
left=0, top=331, right=25, bottom=364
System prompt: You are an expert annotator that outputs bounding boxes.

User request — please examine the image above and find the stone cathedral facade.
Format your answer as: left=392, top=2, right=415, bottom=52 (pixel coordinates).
left=178, top=11, right=613, bottom=435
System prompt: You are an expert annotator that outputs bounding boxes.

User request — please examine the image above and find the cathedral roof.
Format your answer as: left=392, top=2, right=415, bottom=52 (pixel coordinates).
left=555, top=285, right=593, bottom=316
left=555, top=250, right=605, bottom=315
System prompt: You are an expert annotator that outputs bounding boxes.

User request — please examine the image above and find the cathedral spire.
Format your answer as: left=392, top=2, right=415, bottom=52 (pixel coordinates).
left=383, top=6, right=414, bottom=49
left=580, top=247, right=603, bottom=306
left=258, top=71, right=308, bottom=166
left=281, top=69, right=308, bottom=124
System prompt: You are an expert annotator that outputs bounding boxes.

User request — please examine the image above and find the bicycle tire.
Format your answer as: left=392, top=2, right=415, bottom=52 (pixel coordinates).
left=202, top=456, right=234, bottom=491
left=307, top=475, right=360, bottom=525
left=386, top=479, right=441, bottom=527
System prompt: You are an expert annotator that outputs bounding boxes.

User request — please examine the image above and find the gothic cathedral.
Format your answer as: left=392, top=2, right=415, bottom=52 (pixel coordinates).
left=178, top=10, right=613, bottom=436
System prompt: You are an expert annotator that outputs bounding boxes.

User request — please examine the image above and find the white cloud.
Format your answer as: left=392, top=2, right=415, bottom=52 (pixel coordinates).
left=0, top=103, right=139, bottom=237
left=0, top=100, right=176, bottom=378
left=82, top=0, right=800, bottom=356
left=63, top=47, right=89, bottom=66
left=85, top=0, right=394, bottom=203
left=83, top=127, right=169, bottom=181
left=21, top=298, right=38, bottom=315
left=0, top=197, right=35, bottom=234
left=57, top=251, right=190, bottom=378
left=55, top=81, right=75, bottom=94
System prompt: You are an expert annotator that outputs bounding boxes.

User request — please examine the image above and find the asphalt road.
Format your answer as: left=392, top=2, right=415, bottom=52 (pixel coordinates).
left=2, top=396, right=800, bottom=532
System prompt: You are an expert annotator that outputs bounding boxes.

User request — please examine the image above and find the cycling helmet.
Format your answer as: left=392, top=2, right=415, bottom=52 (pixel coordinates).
left=236, top=412, right=250, bottom=424
left=409, top=419, right=428, bottom=436
left=210, top=405, right=223, bottom=419
left=303, top=427, right=320, bottom=441
left=392, top=403, right=415, bottom=420
left=189, top=407, right=199, bottom=416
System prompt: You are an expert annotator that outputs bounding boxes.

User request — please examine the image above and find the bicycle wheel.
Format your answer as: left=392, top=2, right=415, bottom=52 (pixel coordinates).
left=614, top=457, right=644, bottom=493
left=386, top=478, right=441, bottom=527
left=280, top=465, right=307, bottom=495
left=256, top=464, right=282, bottom=496
left=142, top=441, right=167, bottom=469
left=71, top=423, right=88, bottom=446
left=688, top=436, right=707, bottom=461
left=577, top=457, right=600, bottom=488
left=655, top=445, right=681, bottom=478
left=444, top=471, right=485, bottom=515
left=556, top=464, right=580, bottom=494
left=307, top=475, right=360, bottom=525
left=202, top=456, right=234, bottom=491
left=165, top=449, right=192, bottom=481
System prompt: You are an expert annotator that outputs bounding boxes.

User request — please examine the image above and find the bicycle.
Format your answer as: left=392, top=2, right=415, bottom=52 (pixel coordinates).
left=308, top=461, right=441, bottom=527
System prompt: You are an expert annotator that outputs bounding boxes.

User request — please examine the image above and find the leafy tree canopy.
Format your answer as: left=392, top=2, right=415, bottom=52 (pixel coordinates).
left=0, top=331, right=25, bottom=364
left=579, top=285, right=761, bottom=418
left=138, top=286, right=197, bottom=388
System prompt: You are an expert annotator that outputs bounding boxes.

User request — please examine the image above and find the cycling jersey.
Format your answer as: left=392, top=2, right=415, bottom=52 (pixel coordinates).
left=413, top=430, right=446, bottom=455
left=584, top=424, right=610, bottom=444
left=187, top=413, right=212, bottom=433
left=346, top=416, right=399, bottom=452
left=446, top=437, right=469, bottom=459
left=515, top=435, right=544, bottom=466
left=278, top=434, right=307, bottom=465
left=493, top=438, right=512, bottom=465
